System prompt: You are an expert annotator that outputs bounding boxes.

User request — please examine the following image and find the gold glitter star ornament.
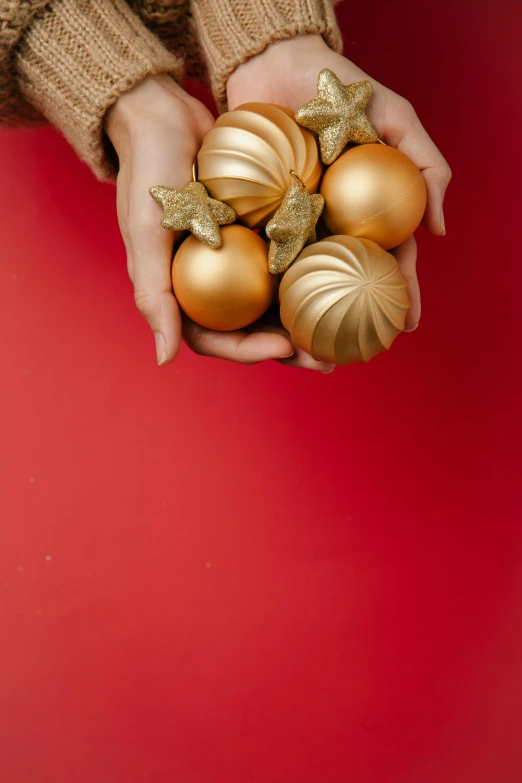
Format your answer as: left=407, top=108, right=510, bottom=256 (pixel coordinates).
left=149, top=181, right=236, bottom=247
left=295, top=70, right=378, bottom=165
left=265, top=178, right=324, bottom=274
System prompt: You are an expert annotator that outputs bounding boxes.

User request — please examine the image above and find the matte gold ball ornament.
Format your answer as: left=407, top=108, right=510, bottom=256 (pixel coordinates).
left=172, top=225, right=276, bottom=332
left=279, top=235, right=410, bottom=365
left=320, top=143, right=427, bottom=250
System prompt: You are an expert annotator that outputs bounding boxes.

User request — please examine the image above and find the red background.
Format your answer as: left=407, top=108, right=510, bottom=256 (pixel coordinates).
left=1, top=2, right=521, bottom=782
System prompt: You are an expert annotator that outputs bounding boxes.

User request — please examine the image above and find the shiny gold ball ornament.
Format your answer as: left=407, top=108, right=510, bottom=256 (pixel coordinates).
left=197, top=103, right=322, bottom=229
left=279, top=235, right=410, bottom=365
left=172, top=225, right=276, bottom=332
left=320, top=143, right=427, bottom=250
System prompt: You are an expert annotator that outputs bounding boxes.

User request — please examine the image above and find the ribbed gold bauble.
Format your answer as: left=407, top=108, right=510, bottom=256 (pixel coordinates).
left=197, top=103, right=322, bottom=229
left=321, top=144, right=427, bottom=249
left=172, top=225, right=276, bottom=332
left=279, top=235, right=409, bottom=365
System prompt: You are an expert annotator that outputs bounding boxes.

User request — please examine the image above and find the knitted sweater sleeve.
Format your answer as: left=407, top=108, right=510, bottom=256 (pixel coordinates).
left=1, top=0, right=184, bottom=180
left=189, top=0, right=343, bottom=110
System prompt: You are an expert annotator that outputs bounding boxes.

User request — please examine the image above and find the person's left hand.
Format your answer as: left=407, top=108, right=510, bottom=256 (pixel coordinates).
left=227, top=34, right=452, bottom=341
left=105, top=74, right=333, bottom=373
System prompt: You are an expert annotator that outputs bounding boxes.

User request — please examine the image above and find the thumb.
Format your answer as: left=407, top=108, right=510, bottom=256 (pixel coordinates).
left=127, top=219, right=183, bottom=366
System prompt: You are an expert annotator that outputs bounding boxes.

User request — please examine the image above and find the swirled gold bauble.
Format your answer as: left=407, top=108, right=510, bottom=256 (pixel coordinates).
left=321, top=144, right=427, bottom=249
left=172, top=225, right=275, bottom=332
left=197, top=103, right=322, bottom=229
left=279, top=235, right=409, bottom=365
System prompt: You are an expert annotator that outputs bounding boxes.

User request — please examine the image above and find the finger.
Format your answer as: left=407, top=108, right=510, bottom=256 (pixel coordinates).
left=420, top=164, right=451, bottom=236
left=277, top=347, right=335, bottom=373
left=254, top=324, right=335, bottom=372
left=383, top=100, right=452, bottom=237
left=183, top=320, right=294, bottom=364
left=392, top=235, right=420, bottom=332
left=127, top=204, right=182, bottom=365
left=126, top=159, right=189, bottom=366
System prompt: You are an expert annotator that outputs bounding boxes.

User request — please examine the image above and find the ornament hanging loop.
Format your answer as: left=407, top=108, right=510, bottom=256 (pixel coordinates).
left=192, top=159, right=198, bottom=182
left=289, top=169, right=306, bottom=189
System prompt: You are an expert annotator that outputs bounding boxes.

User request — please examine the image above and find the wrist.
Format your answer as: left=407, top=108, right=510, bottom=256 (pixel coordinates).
left=263, top=34, right=329, bottom=62
left=228, top=35, right=327, bottom=89
left=105, top=74, right=188, bottom=152
left=227, top=35, right=331, bottom=108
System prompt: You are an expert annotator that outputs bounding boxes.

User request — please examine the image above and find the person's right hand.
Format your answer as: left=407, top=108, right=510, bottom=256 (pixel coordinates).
left=227, top=35, right=453, bottom=337
left=105, top=75, right=332, bottom=371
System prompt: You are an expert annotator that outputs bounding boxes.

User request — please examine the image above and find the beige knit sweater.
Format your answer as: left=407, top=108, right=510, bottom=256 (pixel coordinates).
left=0, top=0, right=342, bottom=180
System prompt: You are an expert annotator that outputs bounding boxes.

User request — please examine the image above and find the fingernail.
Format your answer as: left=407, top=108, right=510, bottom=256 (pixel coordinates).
left=405, top=323, right=419, bottom=333
left=440, top=211, right=446, bottom=236
left=154, top=332, right=167, bottom=365
left=321, top=364, right=336, bottom=374
left=278, top=351, right=295, bottom=359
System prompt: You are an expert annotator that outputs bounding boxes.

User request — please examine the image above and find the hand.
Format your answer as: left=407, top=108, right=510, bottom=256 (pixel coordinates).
left=105, top=75, right=302, bottom=368
left=227, top=35, right=452, bottom=333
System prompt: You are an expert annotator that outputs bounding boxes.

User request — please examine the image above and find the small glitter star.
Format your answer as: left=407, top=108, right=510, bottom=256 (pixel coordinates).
left=149, top=182, right=236, bottom=247
left=266, top=184, right=324, bottom=274
left=295, top=70, right=378, bottom=165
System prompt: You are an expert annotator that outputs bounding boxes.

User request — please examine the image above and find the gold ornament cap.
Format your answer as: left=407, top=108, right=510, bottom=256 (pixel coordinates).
left=295, top=69, right=378, bottom=165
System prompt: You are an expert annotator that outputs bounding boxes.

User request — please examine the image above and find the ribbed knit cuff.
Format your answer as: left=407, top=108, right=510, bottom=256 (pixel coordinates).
left=189, top=0, right=343, bottom=111
left=15, top=0, right=184, bottom=180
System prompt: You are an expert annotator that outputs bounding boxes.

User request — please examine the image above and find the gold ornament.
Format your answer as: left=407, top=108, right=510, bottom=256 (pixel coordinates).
left=149, top=181, right=236, bottom=248
left=172, top=224, right=276, bottom=332
left=265, top=172, right=324, bottom=274
left=279, top=235, right=409, bottom=365
left=197, top=103, right=322, bottom=228
left=321, top=143, right=427, bottom=249
left=295, top=70, right=378, bottom=165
